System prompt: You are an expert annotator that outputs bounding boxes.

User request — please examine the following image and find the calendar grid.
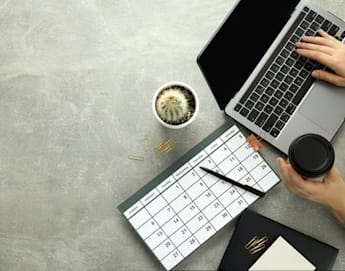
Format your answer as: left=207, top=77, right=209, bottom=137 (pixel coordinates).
left=118, top=120, right=280, bottom=270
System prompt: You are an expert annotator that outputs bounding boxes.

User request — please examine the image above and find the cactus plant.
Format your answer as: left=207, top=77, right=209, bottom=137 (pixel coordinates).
left=155, top=86, right=194, bottom=125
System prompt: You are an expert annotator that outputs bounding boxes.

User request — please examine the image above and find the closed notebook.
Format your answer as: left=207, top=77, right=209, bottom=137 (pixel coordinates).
left=218, top=208, right=339, bottom=271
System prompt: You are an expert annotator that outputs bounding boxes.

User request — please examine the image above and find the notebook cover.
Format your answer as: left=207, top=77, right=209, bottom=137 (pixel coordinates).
left=218, top=208, right=339, bottom=271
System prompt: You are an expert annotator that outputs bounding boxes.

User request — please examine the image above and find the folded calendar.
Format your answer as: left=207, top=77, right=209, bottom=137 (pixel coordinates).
left=118, top=119, right=280, bottom=270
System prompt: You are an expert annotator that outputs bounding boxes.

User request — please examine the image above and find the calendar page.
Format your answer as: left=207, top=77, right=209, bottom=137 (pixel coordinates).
left=118, top=120, right=280, bottom=270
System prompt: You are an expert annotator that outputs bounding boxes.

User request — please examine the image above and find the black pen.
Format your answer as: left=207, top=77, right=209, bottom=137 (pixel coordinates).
left=199, top=166, right=265, bottom=197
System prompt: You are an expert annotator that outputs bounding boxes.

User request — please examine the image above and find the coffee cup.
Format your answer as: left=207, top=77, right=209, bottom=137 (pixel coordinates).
left=288, top=133, right=335, bottom=179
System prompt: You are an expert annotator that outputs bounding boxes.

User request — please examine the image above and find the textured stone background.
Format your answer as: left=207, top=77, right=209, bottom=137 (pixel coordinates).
left=0, top=0, right=344, bottom=270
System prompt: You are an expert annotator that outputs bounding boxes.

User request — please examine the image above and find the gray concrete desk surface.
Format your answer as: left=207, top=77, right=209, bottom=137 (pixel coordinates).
left=0, top=0, right=345, bottom=270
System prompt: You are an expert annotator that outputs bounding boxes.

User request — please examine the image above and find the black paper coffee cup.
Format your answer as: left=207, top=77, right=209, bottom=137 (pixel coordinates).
left=288, top=133, right=335, bottom=179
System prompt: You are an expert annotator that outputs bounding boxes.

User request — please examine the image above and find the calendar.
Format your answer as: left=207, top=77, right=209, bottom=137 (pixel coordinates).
left=118, top=120, right=280, bottom=270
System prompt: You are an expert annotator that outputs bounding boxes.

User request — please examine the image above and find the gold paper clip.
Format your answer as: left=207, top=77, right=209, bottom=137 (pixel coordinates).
left=155, top=137, right=175, bottom=155
left=128, top=154, right=144, bottom=161
left=245, top=235, right=268, bottom=254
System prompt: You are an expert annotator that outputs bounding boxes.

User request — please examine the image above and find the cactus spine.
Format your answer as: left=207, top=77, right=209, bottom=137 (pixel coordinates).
left=156, top=87, right=190, bottom=124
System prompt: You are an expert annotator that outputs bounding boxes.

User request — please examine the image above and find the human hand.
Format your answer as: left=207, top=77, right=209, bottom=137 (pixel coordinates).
left=277, top=157, right=345, bottom=226
left=295, top=29, right=345, bottom=87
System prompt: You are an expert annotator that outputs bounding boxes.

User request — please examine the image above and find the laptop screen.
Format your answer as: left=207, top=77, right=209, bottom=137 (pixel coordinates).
left=197, top=0, right=300, bottom=110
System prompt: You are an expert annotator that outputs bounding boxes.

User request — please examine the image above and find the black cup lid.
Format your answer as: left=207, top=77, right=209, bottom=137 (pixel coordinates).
left=288, top=134, right=335, bottom=178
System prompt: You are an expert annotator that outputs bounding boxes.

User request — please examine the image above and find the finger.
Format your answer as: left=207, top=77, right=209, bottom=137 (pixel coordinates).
left=300, top=35, right=336, bottom=47
left=276, top=157, right=321, bottom=197
left=295, top=41, right=333, bottom=55
left=296, top=48, right=334, bottom=67
left=318, top=28, right=337, bottom=41
left=276, top=157, right=303, bottom=187
left=276, top=157, right=289, bottom=178
left=311, top=70, right=345, bottom=86
left=323, top=165, right=341, bottom=183
left=300, top=29, right=338, bottom=47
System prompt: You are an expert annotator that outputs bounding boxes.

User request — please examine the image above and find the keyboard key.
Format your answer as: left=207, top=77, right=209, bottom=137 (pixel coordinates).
left=247, top=109, right=259, bottom=122
left=240, top=107, right=249, bottom=117
left=270, top=128, right=280, bottom=138
left=255, top=112, right=268, bottom=127
left=329, top=24, right=339, bottom=36
left=263, top=114, right=278, bottom=132
left=321, top=19, right=332, bottom=31
left=292, top=76, right=315, bottom=105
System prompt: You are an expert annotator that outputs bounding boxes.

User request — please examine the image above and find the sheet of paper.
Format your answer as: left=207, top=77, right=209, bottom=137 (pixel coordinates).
left=249, top=235, right=316, bottom=271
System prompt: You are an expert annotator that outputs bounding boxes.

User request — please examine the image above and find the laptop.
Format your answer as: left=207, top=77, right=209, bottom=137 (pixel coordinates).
left=197, top=0, right=345, bottom=155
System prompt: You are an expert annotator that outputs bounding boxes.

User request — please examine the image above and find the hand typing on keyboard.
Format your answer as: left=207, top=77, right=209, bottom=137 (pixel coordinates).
left=295, top=28, right=345, bottom=87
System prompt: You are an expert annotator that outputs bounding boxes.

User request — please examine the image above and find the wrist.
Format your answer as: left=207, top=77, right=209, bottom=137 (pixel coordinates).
left=329, top=197, right=345, bottom=226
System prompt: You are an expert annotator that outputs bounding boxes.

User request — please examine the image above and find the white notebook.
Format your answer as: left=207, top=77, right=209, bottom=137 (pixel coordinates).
left=249, top=236, right=316, bottom=270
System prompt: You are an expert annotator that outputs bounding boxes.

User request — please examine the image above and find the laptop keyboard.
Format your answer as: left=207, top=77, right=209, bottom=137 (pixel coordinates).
left=234, top=6, right=345, bottom=138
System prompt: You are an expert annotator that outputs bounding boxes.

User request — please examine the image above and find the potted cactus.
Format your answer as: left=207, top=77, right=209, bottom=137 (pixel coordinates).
left=152, top=81, right=199, bottom=129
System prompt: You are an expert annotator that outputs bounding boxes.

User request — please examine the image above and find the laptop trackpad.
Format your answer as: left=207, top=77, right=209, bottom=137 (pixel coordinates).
left=298, top=82, right=345, bottom=134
